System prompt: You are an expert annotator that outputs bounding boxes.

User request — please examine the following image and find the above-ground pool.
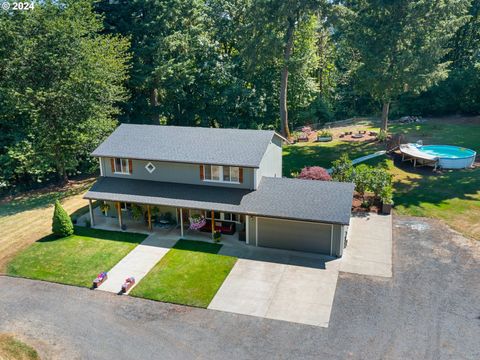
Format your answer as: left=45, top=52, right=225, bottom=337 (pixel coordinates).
left=416, top=145, right=476, bottom=169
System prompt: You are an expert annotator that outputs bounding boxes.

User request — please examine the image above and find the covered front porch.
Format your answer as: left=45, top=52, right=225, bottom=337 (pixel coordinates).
left=84, top=201, right=243, bottom=244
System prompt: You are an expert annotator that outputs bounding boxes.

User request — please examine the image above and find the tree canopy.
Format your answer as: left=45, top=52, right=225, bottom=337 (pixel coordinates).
left=0, top=0, right=478, bottom=193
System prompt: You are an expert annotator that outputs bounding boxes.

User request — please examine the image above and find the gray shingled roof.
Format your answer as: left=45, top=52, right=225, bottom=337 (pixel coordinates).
left=91, top=124, right=279, bottom=168
left=84, top=177, right=354, bottom=225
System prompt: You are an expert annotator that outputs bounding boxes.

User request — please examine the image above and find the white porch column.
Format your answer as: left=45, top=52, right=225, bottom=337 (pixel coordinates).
left=255, top=216, right=258, bottom=247
left=88, top=199, right=95, bottom=227
left=180, top=208, right=184, bottom=238
left=245, top=215, right=250, bottom=245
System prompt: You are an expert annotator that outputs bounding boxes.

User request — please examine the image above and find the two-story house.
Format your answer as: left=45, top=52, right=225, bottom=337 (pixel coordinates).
left=84, top=124, right=354, bottom=257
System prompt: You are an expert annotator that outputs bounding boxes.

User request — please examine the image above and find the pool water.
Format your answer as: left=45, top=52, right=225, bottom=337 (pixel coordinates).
left=419, top=145, right=476, bottom=159
left=416, top=144, right=476, bottom=169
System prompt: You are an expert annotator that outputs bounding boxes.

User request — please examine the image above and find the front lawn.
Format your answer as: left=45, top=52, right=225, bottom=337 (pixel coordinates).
left=7, top=227, right=147, bottom=287
left=130, top=239, right=237, bottom=308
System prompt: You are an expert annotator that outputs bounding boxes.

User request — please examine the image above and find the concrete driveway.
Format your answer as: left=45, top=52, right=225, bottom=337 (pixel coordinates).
left=341, top=213, right=392, bottom=277
left=208, top=257, right=340, bottom=327
left=1, top=216, right=479, bottom=359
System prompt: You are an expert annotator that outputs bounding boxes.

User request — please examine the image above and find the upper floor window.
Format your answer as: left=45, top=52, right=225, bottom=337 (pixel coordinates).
left=202, top=165, right=242, bottom=183
left=112, top=158, right=132, bottom=175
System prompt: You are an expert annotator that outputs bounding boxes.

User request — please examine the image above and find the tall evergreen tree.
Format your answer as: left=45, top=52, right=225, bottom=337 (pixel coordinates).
left=334, top=0, right=471, bottom=130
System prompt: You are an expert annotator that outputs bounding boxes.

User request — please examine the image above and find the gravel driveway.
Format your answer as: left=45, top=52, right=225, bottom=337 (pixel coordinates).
left=1, top=216, right=479, bottom=360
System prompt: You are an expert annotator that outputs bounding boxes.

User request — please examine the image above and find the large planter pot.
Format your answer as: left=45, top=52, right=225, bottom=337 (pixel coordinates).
left=382, top=202, right=393, bottom=215
left=317, top=136, right=332, bottom=142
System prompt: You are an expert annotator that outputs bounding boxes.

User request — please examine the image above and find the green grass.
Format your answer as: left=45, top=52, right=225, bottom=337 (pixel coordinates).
left=0, top=334, right=40, bottom=360
left=7, top=227, right=147, bottom=287
left=363, top=155, right=480, bottom=239
left=283, top=137, right=382, bottom=176
left=130, top=239, right=237, bottom=308
left=0, top=178, right=94, bottom=218
left=284, top=118, right=480, bottom=239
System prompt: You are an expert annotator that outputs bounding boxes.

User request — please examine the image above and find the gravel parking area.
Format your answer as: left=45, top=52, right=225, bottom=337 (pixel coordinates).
left=1, top=216, right=478, bottom=360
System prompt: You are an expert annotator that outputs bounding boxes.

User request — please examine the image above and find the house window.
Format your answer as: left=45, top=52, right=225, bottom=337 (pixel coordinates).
left=223, top=213, right=238, bottom=222
left=114, top=158, right=130, bottom=174
left=205, top=212, right=239, bottom=223
left=203, top=165, right=240, bottom=183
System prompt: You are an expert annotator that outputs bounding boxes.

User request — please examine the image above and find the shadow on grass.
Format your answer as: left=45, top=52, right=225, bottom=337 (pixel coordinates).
left=37, top=226, right=147, bottom=244
left=0, top=178, right=95, bottom=218
left=173, top=239, right=222, bottom=254
left=390, top=156, right=480, bottom=208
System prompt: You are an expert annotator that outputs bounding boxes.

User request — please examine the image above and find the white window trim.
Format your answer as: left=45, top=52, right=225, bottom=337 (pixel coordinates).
left=114, top=158, right=130, bottom=175
left=203, top=164, right=241, bottom=184
left=205, top=211, right=241, bottom=224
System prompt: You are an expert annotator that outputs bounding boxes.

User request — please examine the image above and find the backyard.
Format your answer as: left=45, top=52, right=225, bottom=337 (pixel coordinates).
left=283, top=117, right=480, bottom=240
left=7, top=227, right=146, bottom=287
left=130, top=240, right=237, bottom=308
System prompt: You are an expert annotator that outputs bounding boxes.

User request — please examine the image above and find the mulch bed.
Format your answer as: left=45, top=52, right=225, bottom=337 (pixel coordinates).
left=352, top=194, right=381, bottom=213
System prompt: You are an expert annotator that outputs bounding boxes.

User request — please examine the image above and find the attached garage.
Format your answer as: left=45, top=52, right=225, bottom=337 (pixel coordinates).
left=257, top=217, right=332, bottom=254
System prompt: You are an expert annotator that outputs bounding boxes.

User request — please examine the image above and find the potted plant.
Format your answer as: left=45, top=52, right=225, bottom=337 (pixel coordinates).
left=317, top=130, right=333, bottom=142
left=100, top=202, right=110, bottom=216
left=381, top=186, right=394, bottom=215
left=131, top=204, right=143, bottom=221
left=213, top=230, right=221, bottom=243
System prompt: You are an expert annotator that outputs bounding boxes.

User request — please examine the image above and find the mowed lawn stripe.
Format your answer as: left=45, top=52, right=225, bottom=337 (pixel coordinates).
left=130, top=240, right=237, bottom=308
left=7, top=227, right=147, bottom=287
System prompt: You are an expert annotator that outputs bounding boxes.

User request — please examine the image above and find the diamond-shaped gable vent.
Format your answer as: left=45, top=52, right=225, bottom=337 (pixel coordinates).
left=145, top=162, right=156, bottom=173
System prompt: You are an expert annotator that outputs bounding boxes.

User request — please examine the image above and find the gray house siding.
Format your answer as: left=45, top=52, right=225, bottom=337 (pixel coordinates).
left=256, top=217, right=335, bottom=255
left=246, top=215, right=257, bottom=245
left=103, top=158, right=254, bottom=189
left=256, top=136, right=283, bottom=188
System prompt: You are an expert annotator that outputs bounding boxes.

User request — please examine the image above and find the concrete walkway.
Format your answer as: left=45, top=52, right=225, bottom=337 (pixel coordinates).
left=98, top=234, right=176, bottom=294
left=340, top=213, right=392, bottom=277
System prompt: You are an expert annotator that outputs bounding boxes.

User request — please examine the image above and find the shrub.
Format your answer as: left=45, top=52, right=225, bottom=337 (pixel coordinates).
left=298, top=166, right=332, bottom=181
left=377, top=130, right=388, bottom=142
left=331, top=153, right=355, bottom=182
left=52, top=200, right=74, bottom=237
left=370, top=167, right=393, bottom=198
left=318, top=130, right=332, bottom=138
left=381, top=185, right=394, bottom=204
left=85, top=219, right=91, bottom=228
left=353, top=164, right=371, bottom=197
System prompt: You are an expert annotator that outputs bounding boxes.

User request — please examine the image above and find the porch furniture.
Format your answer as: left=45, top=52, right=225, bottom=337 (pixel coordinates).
left=92, top=272, right=108, bottom=288
left=200, top=220, right=236, bottom=235
left=121, top=277, right=135, bottom=293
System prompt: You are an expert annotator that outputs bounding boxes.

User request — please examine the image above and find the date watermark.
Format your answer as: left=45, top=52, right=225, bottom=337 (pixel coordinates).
left=2, top=2, right=35, bottom=11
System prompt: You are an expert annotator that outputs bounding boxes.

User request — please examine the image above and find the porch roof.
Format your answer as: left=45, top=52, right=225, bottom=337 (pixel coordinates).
left=84, top=177, right=353, bottom=225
